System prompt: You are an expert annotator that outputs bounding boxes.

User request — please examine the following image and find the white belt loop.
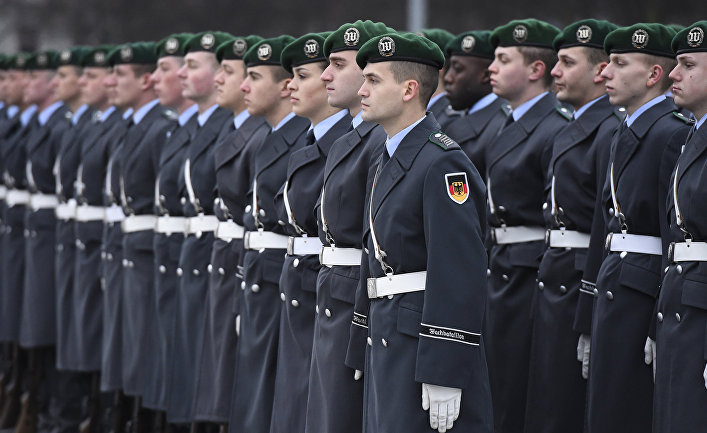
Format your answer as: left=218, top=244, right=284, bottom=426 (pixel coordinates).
left=492, top=226, right=545, bottom=244
left=185, top=215, right=219, bottom=236
left=104, top=204, right=125, bottom=223
left=607, top=233, right=662, bottom=256
left=548, top=229, right=591, bottom=249
left=672, top=242, right=707, bottom=262
left=30, top=193, right=59, bottom=210
left=121, top=215, right=157, bottom=233
left=367, top=271, right=427, bottom=298
left=75, top=205, right=106, bottom=222
left=5, top=189, right=31, bottom=207
left=319, top=246, right=363, bottom=267
left=155, top=216, right=187, bottom=235
left=287, top=236, right=323, bottom=256
left=55, top=199, right=77, bottom=220
left=243, top=230, right=289, bottom=250
left=215, top=221, right=245, bottom=241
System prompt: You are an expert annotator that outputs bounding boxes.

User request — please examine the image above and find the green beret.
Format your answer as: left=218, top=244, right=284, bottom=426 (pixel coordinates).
left=156, top=33, right=193, bottom=58
left=25, top=50, right=60, bottom=70
left=491, top=18, right=561, bottom=49
left=108, top=42, right=158, bottom=66
left=184, top=31, right=234, bottom=54
left=81, top=45, right=114, bottom=68
left=58, top=46, right=92, bottom=67
left=672, top=21, right=707, bottom=54
left=445, top=30, right=494, bottom=59
left=281, top=32, right=332, bottom=73
left=0, top=54, right=6, bottom=70
left=324, top=20, right=394, bottom=56
left=553, top=19, right=618, bottom=51
left=9, top=53, right=29, bottom=70
left=604, top=23, right=676, bottom=58
left=418, top=29, right=455, bottom=54
left=356, top=32, right=445, bottom=70
left=667, top=24, right=686, bottom=33
left=243, top=35, right=295, bottom=67
left=215, top=35, right=263, bottom=62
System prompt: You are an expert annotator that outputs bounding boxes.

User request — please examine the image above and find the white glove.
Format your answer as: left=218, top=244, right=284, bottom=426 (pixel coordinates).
left=644, top=337, right=656, bottom=381
left=354, top=369, right=363, bottom=381
left=421, top=383, right=461, bottom=432
left=577, top=334, right=591, bottom=379
left=703, top=363, right=707, bottom=390
left=235, top=315, right=241, bottom=337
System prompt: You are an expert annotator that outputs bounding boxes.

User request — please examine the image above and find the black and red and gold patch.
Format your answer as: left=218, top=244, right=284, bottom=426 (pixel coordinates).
left=445, top=172, right=469, bottom=204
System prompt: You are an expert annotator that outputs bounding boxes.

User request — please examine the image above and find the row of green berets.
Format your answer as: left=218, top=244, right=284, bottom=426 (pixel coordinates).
left=0, top=17, right=705, bottom=433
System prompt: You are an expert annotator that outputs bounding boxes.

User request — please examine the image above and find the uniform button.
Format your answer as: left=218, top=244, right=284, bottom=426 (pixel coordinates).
left=193, top=269, right=200, bottom=276
left=218, top=267, right=225, bottom=275
left=159, top=194, right=166, bottom=202
left=280, top=293, right=286, bottom=301
left=486, top=269, right=491, bottom=277
left=502, top=274, right=509, bottom=281
left=367, top=337, right=373, bottom=346
left=609, top=207, right=615, bottom=216
left=665, top=266, right=669, bottom=274
left=606, top=291, right=614, bottom=300
left=245, top=205, right=252, bottom=213
left=180, top=197, right=186, bottom=205
left=559, top=285, right=567, bottom=294
left=30, top=230, right=37, bottom=238
left=278, top=220, right=285, bottom=226
left=129, top=261, right=135, bottom=268
left=251, top=284, right=260, bottom=293
left=498, top=205, right=506, bottom=212
left=176, top=268, right=183, bottom=277
left=240, top=281, right=246, bottom=290
left=315, top=305, right=320, bottom=314
left=107, top=253, right=113, bottom=261
left=657, top=312, right=663, bottom=322
left=293, top=258, right=299, bottom=267
left=259, top=209, right=266, bottom=217
left=291, top=299, right=299, bottom=307
left=542, top=202, right=548, bottom=210
left=159, top=265, right=166, bottom=274
left=127, top=196, right=133, bottom=203
left=677, top=265, right=683, bottom=274
left=101, top=251, right=107, bottom=260
left=593, top=288, right=599, bottom=296
left=538, top=281, right=544, bottom=290
left=207, top=264, right=213, bottom=273
left=23, top=229, right=29, bottom=238
left=675, top=313, right=681, bottom=322
left=325, top=308, right=332, bottom=317
left=381, top=338, right=388, bottom=347
left=122, top=259, right=129, bottom=267
left=57, top=243, right=64, bottom=252
left=620, top=251, right=627, bottom=259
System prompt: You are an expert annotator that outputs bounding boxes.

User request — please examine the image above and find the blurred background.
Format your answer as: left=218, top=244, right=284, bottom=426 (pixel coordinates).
left=1, top=0, right=705, bottom=52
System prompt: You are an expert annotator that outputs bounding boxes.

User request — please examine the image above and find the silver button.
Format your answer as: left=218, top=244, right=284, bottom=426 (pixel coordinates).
left=593, top=288, right=599, bottom=296
left=502, top=274, right=509, bottom=281
left=677, top=265, right=683, bottom=274
left=498, top=205, right=506, bottom=212
left=315, top=305, right=320, bottom=314
left=101, top=251, right=107, bottom=260
left=245, top=205, right=252, bottom=213
left=657, top=312, right=663, bottom=322
left=291, top=299, right=299, bottom=307
left=176, top=267, right=183, bottom=276
left=609, top=207, right=614, bottom=216
left=107, top=253, right=113, bottom=261
left=207, top=264, right=213, bottom=273
left=259, top=209, right=266, bottom=217
left=251, top=284, right=260, bottom=293
left=159, top=265, right=166, bottom=274
left=486, top=269, right=491, bottom=277
left=675, top=313, right=681, bottom=322
left=325, top=308, right=332, bottom=317
left=180, top=197, right=186, bottom=205
left=193, top=269, right=200, bottom=276
left=559, top=285, right=567, bottom=294
left=381, top=338, right=388, bottom=347
left=538, top=281, right=544, bottom=290
left=241, top=281, right=246, bottom=290
left=278, top=220, right=285, bottom=226
left=57, top=244, right=64, bottom=252
left=542, top=202, right=548, bottom=210
left=23, top=229, right=29, bottom=237
left=159, top=194, right=166, bottom=202
left=122, top=259, right=129, bottom=267
left=367, top=337, right=373, bottom=346
left=129, top=261, right=135, bottom=268
left=620, top=251, right=627, bottom=259
left=127, top=196, right=133, bottom=203
left=293, top=258, right=299, bottom=267
left=280, top=293, right=286, bottom=301
left=218, top=267, right=225, bottom=275
left=606, top=291, right=614, bottom=300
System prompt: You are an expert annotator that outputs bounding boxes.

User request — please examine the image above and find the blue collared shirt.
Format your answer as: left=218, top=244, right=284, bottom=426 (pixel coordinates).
left=312, top=109, right=348, bottom=141
left=512, top=91, right=548, bottom=122
left=100, top=106, right=117, bottom=122
left=386, top=115, right=427, bottom=157
left=20, top=105, right=38, bottom=127
left=7, top=105, right=19, bottom=119
left=179, top=104, right=198, bottom=127
left=72, top=104, right=89, bottom=125
left=197, top=104, right=219, bottom=127
left=122, top=108, right=134, bottom=120
left=468, top=93, right=498, bottom=116
left=272, top=112, right=296, bottom=132
left=38, top=101, right=64, bottom=126
left=573, top=95, right=607, bottom=120
left=233, top=109, right=251, bottom=129
left=427, top=92, right=447, bottom=110
left=696, top=113, right=707, bottom=130
left=132, top=99, right=160, bottom=125
left=352, top=111, right=364, bottom=129
left=625, top=94, right=666, bottom=127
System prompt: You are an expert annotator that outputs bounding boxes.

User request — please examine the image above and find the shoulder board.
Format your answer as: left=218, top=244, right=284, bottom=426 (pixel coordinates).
left=429, top=132, right=460, bottom=151
left=614, top=107, right=627, bottom=121
left=673, top=111, right=695, bottom=125
left=556, top=105, right=573, bottom=121
left=163, top=109, right=178, bottom=121
left=501, top=103, right=512, bottom=116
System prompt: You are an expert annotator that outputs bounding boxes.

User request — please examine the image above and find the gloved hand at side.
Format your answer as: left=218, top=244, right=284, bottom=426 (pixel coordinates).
left=644, top=337, right=656, bottom=381
left=577, top=334, right=591, bottom=379
left=421, top=383, right=461, bottom=432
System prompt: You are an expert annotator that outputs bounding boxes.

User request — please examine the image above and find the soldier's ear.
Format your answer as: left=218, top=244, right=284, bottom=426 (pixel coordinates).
left=593, top=62, right=609, bottom=84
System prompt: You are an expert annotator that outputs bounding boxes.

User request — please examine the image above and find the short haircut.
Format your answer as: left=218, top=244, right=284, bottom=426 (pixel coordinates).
left=641, top=54, right=677, bottom=92
left=388, top=61, right=439, bottom=109
left=518, top=46, right=557, bottom=87
left=271, top=65, right=294, bottom=83
left=130, top=64, right=155, bottom=77
left=585, top=47, right=609, bottom=66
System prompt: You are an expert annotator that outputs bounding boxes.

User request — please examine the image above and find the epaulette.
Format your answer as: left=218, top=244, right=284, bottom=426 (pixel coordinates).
left=429, top=132, right=460, bottom=150
left=673, top=111, right=695, bottom=125
left=501, top=103, right=512, bottom=116
left=556, top=105, right=573, bottom=121
left=614, top=107, right=627, bottom=121
left=163, top=109, right=178, bottom=121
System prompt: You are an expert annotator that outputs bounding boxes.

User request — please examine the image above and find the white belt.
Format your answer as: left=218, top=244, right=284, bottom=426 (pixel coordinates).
left=30, top=193, right=59, bottom=210
left=548, top=229, right=591, bottom=249
left=367, top=271, right=426, bottom=299
left=155, top=216, right=187, bottom=234
left=607, top=233, right=662, bottom=256
left=0, top=185, right=7, bottom=200
left=104, top=204, right=125, bottom=223
left=5, top=189, right=30, bottom=207
left=670, top=242, right=707, bottom=262
left=492, top=226, right=545, bottom=244
left=75, top=205, right=106, bottom=222
left=215, top=221, right=245, bottom=241
left=319, top=246, right=363, bottom=267
left=121, top=215, right=157, bottom=233
left=287, top=236, right=323, bottom=256
left=243, top=230, right=289, bottom=250
left=185, top=215, right=219, bottom=235
left=55, top=199, right=77, bottom=220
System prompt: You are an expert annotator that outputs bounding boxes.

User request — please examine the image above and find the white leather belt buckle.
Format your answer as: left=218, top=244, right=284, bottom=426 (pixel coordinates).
left=75, top=205, right=106, bottom=222
left=121, top=215, right=157, bottom=233
left=104, top=204, right=125, bottom=223
left=607, top=232, right=662, bottom=256
left=215, top=221, right=245, bottom=241
left=670, top=241, right=707, bottom=262
left=548, top=229, right=591, bottom=249
left=243, top=230, right=289, bottom=250
left=55, top=199, right=77, bottom=220
left=185, top=215, right=219, bottom=236
left=6, top=189, right=30, bottom=207
left=367, top=271, right=427, bottom=299
left=30, top=193, right=59, bottom=210
left=492, top=226, right=546, bottom=245
left=155, top=216, right=186, bottom=234
left=319, top=246, right=363, bottom=267
left=0, top=185, right=8, bottom=200
left=287, top=236, right=323, bottom=256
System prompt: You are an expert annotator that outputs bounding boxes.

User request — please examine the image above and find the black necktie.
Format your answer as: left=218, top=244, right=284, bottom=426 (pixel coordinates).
left=306, top=129, right=315, bottom=146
